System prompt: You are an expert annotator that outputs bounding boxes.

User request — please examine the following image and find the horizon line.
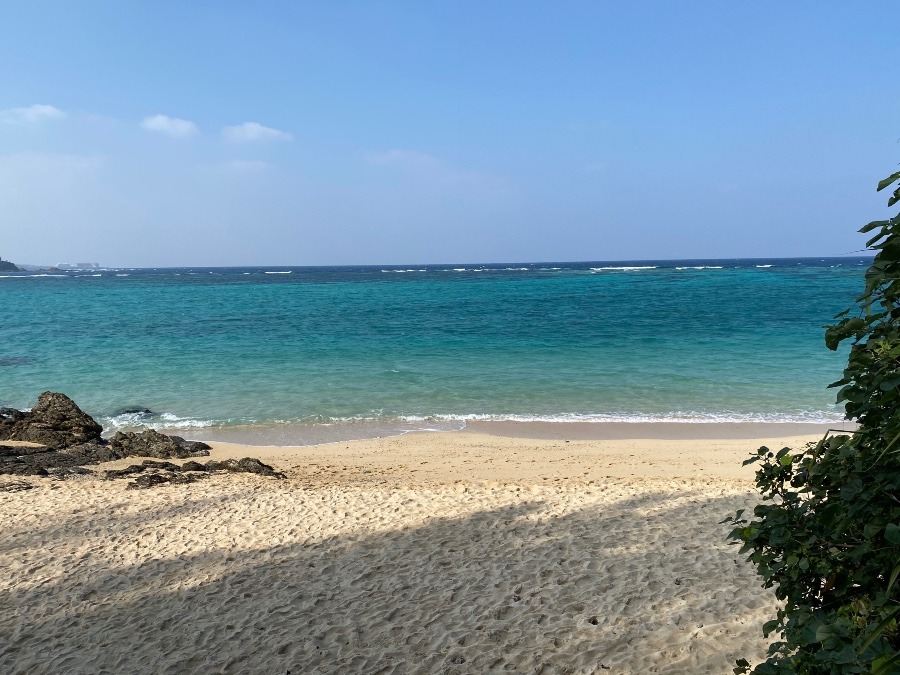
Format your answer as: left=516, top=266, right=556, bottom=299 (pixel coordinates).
left=12, top=253, right=875, bottom=270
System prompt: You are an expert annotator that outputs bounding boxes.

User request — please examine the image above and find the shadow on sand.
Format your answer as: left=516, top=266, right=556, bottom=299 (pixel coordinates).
left=0, top=482, right=771, bottom=674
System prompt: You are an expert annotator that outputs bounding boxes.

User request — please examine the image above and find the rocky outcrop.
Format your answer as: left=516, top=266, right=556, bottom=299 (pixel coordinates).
left=0, top=409, right=28, bottom=441
left=108, top=430, right=211, bottom=459
left=0, top=392, right=103, bottom=449
left=0, top=393, right=211, bottom=477
left=0, top=259, right=20, bottom=272
left=104, top=457, right=285, bottom=489
left=0, top=443, right=99, bottom=476
left=0, top=393, right=285, bottom=485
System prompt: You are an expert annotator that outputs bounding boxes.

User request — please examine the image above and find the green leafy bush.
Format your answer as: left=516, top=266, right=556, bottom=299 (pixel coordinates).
left=728, top=169, right=900, bottom=674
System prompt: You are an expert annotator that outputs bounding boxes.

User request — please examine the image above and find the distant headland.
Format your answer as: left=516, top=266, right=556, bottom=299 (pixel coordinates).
left=0, top=257, right=21, bottom=272
left=0, top=259, right=106, bottom=273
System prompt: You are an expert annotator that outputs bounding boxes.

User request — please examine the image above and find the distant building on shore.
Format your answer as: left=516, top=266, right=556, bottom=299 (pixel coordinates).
left=56, top=262, right=101, bottom=270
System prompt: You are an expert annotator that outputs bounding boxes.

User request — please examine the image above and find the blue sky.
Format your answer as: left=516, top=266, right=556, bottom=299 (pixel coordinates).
left=1, top=1, right=897, bottom=266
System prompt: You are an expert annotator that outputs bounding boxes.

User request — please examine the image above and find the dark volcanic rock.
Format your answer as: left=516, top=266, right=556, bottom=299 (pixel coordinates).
left=0, top=443, right=113, bottom=477
left=0, top=408, right=27, bottom=440
left=0, top=443, right=48, bottom=458
left=127, top=473, right=199, bottom=489
left=46, top=466, right=95, bottom=480
left=62, top=442, right=124, bottom=464
left=105, top=456, right=285, bottom=488
left=113, top=407, right=154, bottom=416
left=0, top=393, right=212, bottom=476
left=0, top=392, right=102, bottom=449
left=108, top=430, right=211, bottom=459
left=205, top=457, right=285, bottom=478
left=0, top=480, right=33, bottom=492
left=103, top=464, right=148, bottom=479
left=105, top=460, right=184, bottom=479
left=0, top=433, right=211, bottom=476
left=0, top=393, right=277, bottom=486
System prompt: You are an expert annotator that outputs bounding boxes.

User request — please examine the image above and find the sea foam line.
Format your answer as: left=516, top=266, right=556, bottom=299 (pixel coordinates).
left=392, top=411, right=845, bottom=425
left=98, top=409, right=846, bottom=432
left=674, top=266, right=724, bottom=270
left=590, top=266, right=657, bottom=272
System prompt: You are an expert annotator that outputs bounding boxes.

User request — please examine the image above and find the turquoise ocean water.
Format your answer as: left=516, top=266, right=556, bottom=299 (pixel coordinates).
left=0, top=258, right=869, bottom=442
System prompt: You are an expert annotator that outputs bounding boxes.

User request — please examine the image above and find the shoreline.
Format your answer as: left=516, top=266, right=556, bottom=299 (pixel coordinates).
left=462, top=419, right=850, bottom=441
left=161, top=418, right=852, bottom=448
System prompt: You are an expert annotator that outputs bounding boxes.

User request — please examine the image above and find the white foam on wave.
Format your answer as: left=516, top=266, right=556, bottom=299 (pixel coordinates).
left=101, top=410, right=221, bottom=431
left=115, top=273, right=130, bottom=277
left=590, top=266, right=657, bottom=272
left=95, top=409, right=847, bottom=447
left=271, top=410, right=844, bottom=426
left=674, top=266, right=724, bottom=270
left=265, top=271, right=292, bottom=274
left=381, top=269, right=427, bottom=273
left=391, top=410, right=845, bottom=424
left=756, top=264, right=773, bottom=268
left=440, top=267, right=505, bottom=273
left=155, top=413, right=218, bottom=428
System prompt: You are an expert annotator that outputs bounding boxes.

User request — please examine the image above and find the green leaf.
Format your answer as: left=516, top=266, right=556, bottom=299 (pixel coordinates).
left=889, top=187, right=900, bottom=208
left=885, top=523, right=900, bottom=545
left=873, top=652, right=900, bottom=675
left=860, top=605, right=900, bottom=655
left=862, top=219, right=890, bottom=233
left=888, top=563, right=900, bottom=593
left=877, top=170, right=900, bottom=192
left=815, top=623, right=838, bottom=642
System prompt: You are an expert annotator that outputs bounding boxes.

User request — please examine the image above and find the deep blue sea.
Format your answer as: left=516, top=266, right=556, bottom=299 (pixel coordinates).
left=0, top=258, right=869, bottom=441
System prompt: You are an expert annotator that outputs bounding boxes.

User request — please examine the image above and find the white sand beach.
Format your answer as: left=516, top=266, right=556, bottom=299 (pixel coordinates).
left=0, top=426, right=831, bottom=674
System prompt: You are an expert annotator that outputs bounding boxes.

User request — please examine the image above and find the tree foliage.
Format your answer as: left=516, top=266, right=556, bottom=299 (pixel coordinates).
left=727, top=168, right=900, bottom=674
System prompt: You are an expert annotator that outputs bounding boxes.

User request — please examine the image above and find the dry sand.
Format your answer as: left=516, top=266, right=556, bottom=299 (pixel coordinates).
left=0, top=425, right=833, bottom=674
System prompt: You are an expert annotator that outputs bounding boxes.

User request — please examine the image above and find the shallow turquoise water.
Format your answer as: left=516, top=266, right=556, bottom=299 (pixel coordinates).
left=0, top=258, right=868, bottom=433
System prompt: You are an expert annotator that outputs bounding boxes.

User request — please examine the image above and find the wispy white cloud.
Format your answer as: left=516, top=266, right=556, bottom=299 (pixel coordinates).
left=0, top=104, right=66, bottom=124
left=222, top=122, right=293, bottom=142
left=140, top=114, right=199, bottom=138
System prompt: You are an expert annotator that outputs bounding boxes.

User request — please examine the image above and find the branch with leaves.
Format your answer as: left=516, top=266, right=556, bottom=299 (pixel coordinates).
left=727, top=169, right=900, bottom=674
